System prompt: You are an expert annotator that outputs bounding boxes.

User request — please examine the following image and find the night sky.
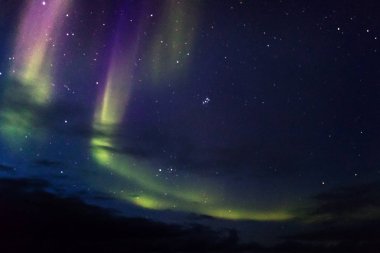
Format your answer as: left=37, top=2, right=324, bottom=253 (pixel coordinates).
left=0, top=0, right=379, bottom=252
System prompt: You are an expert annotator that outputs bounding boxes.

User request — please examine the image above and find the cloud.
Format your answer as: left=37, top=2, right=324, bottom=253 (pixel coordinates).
left=0, top=163, right=16, bottom=174
left=92, top=143, right=152, bottom=159
left=277, top=221, right=380, bottom=253
left=302, top=181, right=380, bottom=223
left=0, top=178, right=266, bottom=253
left=273, top=182, right=380, bottom=253
left=34, top=159, right=63, bottom=168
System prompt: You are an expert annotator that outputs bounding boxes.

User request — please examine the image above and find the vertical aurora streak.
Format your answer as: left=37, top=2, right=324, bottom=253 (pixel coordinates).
left=90, top=1, right=211, bottom=217
left=0, top=0, right=71, bottom=149
left=149, top=0, right=198, bottom=82
left=13, top=0, right=71, bottom=104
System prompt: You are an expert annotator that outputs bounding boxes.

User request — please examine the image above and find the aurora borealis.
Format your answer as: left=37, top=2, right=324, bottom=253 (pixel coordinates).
left=86, top=0, right=291, bottom=221
left=0, top=0, right=379, bottom=252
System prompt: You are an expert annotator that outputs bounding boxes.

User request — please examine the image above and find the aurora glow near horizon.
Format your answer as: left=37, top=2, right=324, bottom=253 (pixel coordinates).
left=0, top=0, right=378, bottom=234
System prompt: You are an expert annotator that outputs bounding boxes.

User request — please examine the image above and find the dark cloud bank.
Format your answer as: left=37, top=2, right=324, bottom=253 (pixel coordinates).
left=0, top=178, right=252, bottom=253
left=0, top=178, right=380, bottom=253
